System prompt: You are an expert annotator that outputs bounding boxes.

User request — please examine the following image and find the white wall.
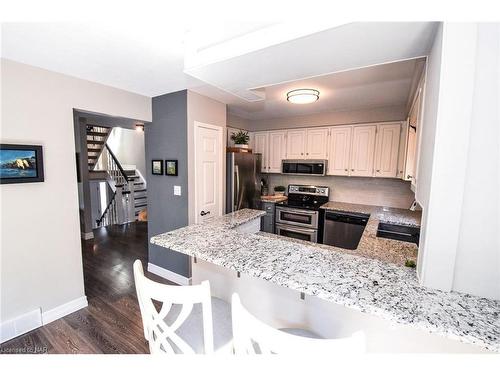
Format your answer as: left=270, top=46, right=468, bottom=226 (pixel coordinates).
left=106, top=127, right=146, bottom=178
left=0, top=59, right=151, bottom=325
left=186, top=90, right=226, bottom=225
left=452, top=24, right=500, bottom=300
left=416, top=23, right=500, bottom=299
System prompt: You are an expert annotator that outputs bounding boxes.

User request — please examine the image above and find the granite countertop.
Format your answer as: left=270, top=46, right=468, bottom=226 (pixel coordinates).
left=260, top=195, right=288, bottom=203
left=151, top=208, right=500, bottom=352
left=320, top=201, right=421, bottom=266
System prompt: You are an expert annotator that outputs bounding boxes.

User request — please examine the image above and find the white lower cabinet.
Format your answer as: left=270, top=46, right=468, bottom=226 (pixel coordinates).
left=327, top=126, right=352, bottom=176
left=350, top=125, right=377, bottom=177
left=374, top=123, right=401, bottom=178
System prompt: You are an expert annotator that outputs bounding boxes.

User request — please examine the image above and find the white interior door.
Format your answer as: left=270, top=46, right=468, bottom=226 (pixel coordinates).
left=328, top=126, right=352, bottom=176
left=306, top=128, right=329, bottom=159
left=195, top=122, right=223, bottom=224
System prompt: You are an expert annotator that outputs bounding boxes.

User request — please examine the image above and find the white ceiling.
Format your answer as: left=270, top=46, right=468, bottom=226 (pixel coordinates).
left=1, top=22, right=437, bottom=120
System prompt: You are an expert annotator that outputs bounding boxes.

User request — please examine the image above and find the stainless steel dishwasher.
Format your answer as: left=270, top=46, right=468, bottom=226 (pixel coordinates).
left=323, top=211, right=370, bottom=250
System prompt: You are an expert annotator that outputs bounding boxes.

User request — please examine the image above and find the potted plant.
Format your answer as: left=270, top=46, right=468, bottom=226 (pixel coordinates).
left=274, top=185, right=286, bottom=196
left=231, top=130, right=250, bottom=149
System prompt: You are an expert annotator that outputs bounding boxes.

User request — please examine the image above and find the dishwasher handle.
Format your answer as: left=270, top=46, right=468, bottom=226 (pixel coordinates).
left=325, top=211, right=370, bottom=225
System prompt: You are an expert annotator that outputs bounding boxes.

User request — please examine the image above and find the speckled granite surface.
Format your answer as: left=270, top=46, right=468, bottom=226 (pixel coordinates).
left=321, top=201, right=421, bottom=266
left=151, top=208, right=500, bottom=352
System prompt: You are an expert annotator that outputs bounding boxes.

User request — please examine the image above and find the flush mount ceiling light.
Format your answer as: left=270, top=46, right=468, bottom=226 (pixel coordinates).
left=286, top=89, right=320, bottom=104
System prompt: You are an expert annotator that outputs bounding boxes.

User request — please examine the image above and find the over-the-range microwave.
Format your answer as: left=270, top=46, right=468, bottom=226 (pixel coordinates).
left=281, top=160, right=327, bottom=176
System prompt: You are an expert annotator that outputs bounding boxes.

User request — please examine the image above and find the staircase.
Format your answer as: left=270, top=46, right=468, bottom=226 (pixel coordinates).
left=86, top=125, right=111, bottom=170
left=86, top=126, right=147, bottom=227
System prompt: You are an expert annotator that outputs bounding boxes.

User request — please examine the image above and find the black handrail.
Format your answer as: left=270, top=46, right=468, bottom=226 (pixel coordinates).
left=96, top=191, right=117, bottom=226
left=104, top=144, right=129, bottom=183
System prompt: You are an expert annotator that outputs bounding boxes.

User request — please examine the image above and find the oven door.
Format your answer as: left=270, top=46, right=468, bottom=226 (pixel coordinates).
left=275, top=223, right=318, bottom=243
left=275, top=207, right=318, bottom=228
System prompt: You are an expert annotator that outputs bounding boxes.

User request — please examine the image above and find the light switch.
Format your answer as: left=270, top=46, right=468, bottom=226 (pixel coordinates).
left=174, top=185, right=181, bottom=196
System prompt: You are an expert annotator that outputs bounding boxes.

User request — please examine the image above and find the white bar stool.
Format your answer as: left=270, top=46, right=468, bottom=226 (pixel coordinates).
left=231, top=293, right=366, bottom=354
left=133, top=260, right=232, bottom=354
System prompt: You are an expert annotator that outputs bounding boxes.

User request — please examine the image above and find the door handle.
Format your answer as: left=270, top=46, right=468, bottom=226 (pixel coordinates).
left=200, top=210, right=210, bottom=216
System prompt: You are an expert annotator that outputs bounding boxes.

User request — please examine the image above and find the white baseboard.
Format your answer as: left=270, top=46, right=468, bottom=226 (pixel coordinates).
left=81, top=231, right=94, bottom=240
left=148, top=262, right=191, bottom=285
left=0, top=308, right=42, bottom=343
left=42, top=296, right=88, bottom=325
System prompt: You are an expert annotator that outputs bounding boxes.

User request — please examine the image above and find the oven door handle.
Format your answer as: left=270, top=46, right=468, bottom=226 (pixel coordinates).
left=276, top=207, right=318, bottom=216
left=276, top=224, right=317, bottom=233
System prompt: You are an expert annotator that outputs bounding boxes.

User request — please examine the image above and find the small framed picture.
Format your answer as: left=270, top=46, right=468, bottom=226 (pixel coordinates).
left=151, top=159, right=163, bottom=175
left=0, top=144, right=44, bottom=184
left=165, top=160, right=178, bottom=176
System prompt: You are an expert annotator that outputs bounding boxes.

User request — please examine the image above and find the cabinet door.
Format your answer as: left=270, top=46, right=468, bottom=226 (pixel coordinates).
left=374, top=123, right=401, bottom=178
left=405, top=127, right=417, bottom=182
left=327, top=126, right=352, bottom=176
left=253, top=132, right=269, bottom=173
left=306, top=127, right=329, bottom=159
left=268, top=131, right=287, bottom=173
left=350, top=125, right=376, bottom=177
left=397, top=122, right=408, bottom=179
left=286, top=130, right=307, bottom=159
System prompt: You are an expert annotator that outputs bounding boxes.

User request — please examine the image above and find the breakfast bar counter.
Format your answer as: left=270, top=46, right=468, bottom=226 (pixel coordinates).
left=151, top=209, right=500, bottom=353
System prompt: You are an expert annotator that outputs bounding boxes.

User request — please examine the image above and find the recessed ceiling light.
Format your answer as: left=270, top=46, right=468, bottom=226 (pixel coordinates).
left=286, top=89, right=320, bottom=104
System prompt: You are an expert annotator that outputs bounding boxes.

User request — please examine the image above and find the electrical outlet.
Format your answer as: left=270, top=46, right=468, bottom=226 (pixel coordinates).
left=174, top=185, right=181, bottom=196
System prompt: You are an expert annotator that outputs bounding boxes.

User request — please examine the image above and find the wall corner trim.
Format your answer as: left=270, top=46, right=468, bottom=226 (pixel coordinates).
left=147, top=262, right=192, bottom=286
left=42, top=296, right=88, bottom=325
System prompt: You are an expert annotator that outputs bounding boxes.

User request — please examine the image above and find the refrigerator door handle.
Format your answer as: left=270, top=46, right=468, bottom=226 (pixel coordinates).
left=234, top=165, right=240, bottom=211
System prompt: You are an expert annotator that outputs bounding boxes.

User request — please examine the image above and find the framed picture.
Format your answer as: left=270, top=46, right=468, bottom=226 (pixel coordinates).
left=0, top=144, right=44, bottom=184
left=151, top=159, right=163, bottom=175
left=165, top=160, right=178, bottom=176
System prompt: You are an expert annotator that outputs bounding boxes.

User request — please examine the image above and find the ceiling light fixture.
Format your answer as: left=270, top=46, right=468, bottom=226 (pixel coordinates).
left=286, top=89, right=320, bottom=104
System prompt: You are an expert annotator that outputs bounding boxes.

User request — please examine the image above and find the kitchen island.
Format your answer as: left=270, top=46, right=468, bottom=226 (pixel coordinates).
left=151, top=209, right=500, bottom=353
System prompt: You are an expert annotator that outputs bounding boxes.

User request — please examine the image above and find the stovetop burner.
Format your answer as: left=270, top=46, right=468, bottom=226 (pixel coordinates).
left=276, top=184, right=330, bottom=210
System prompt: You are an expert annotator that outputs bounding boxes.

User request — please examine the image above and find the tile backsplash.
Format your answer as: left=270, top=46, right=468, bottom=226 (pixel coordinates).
left=265, top=174, right=415, bottom=209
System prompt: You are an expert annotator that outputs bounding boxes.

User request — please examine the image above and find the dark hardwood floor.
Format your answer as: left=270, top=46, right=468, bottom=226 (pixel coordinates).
left=0, top=222, right=172, bottom=354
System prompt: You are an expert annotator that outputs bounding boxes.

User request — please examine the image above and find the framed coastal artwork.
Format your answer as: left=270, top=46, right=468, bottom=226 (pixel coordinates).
left=151, top=159, right=163, bottom=175
left=0, top=144, right=44, bottom=184
left=165, top=160, right=178, bottom=176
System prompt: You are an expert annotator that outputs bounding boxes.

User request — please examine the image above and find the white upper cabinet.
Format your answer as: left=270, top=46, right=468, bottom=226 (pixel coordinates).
left=350, top=125, right=376, bottom=177
left=268, top=131, right=287, bottom=173
left=374, top=123, right=401, bottom=178
left=253, top=132, right=269, bottom=173
left=306, top=127, right=329, bottom=159
left=286, top=130, right=307, bottom=159
left=327, top=126, right=352, bottom=176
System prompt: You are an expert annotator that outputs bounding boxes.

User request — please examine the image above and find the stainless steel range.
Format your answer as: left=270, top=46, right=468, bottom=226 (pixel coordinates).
left=275, top=184, right=329, bottom=243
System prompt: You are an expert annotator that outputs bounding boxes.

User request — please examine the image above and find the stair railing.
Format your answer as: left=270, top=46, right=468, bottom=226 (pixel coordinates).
left=100, top=144, right=130, bottom=186
left=96, top=191, right=117, bottom=227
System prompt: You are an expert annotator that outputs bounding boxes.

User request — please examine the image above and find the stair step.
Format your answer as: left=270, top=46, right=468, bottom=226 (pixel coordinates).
left=87, top=140, right=105, bottom=145
left=88, top=148, right=101, bottom=152
left=88, top=155, right=98, bottom=159
left=86, top=131, right=108, bottom=137
left=135, top=203, right=147, bottom=208
left=122, top=188, right=147, bottom=194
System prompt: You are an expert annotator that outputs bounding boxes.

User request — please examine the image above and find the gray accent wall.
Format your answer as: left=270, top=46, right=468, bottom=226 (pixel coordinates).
left=146, top=90, right=190, bottom=277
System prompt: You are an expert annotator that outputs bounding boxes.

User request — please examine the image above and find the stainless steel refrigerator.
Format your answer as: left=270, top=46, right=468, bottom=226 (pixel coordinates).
left=226, top=152, right=262, bottom=213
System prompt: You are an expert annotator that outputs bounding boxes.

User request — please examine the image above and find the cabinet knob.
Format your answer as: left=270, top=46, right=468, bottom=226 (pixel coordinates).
left=306, top=153, right=309, bottom=155
left=301, top=153, right=304, bottom=155
left=376, top=169, right=380, bottom=172
left=351, top=169, right=355, bottom=171
left=399, top=170, right=403, bottom=173
left=407, top=175, right=412, bottom=179
left=344, top=169, right=348, bottom=172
